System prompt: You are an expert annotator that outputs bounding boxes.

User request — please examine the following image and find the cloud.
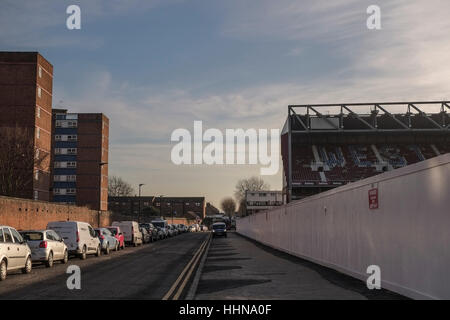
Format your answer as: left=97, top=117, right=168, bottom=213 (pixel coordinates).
left=0, top=0, right=180, bottom=48
left=28, top=0, right=450, bottom=205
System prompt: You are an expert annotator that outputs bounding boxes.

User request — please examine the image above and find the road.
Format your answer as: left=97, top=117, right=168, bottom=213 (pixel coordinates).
left=0, top=231, right=407, bottom=300
left=0, top=232, right=209, bottom=300
left=194, top=232, right=406, bottom=300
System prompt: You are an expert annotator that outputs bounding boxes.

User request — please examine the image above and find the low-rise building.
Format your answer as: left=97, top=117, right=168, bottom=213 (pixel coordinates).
left=245, top=190, right=283, bottom=215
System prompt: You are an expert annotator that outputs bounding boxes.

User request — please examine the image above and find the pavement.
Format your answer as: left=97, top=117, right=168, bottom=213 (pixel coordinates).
left=194, top=232, right=406, bottom=300
left=0, top=232, right=209, bottom=300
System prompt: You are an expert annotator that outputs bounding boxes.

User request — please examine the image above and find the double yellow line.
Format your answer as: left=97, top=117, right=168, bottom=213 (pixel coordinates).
left=162, top=234, right=211, bottom=300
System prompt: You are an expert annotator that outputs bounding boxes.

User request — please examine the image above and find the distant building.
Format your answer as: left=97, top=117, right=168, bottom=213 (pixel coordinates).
left=0, top=52, right=53, bottom=201
left=245, top=190, right=283, bottom=215
left=51, top=109, right=109, bottom=211
left=108, top=196, right=206, bottom=220
left=205, top=202, right=220, bottom=216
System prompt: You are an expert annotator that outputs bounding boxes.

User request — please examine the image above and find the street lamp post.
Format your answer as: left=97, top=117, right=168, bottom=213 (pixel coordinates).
left=159, top=195, right=164, bottom=219
left=138, top=183, right=145, bottom=223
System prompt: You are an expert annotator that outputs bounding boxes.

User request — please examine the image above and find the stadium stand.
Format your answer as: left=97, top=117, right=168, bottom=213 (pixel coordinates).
left=281, top=101, right=450, bottom=202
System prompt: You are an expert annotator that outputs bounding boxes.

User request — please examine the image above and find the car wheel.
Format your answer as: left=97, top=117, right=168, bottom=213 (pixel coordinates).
left=0, top=259, right=7, bottom=281
left=80, top=246, right=87, bottom=260
left=96, top=245, right=102, bottom=257
left=46, top=251, right=54, bottom=268
left=22, top=256, right=32, bottom=274
left=62, top=250, right=69, bottom=264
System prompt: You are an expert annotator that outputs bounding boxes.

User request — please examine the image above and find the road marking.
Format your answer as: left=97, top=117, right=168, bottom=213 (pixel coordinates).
left=162, top=234, right=210, bottom=300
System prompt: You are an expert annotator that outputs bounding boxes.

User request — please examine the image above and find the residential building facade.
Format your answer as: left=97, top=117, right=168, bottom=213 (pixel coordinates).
left=51, top=109, right=109, bottom=211
left=108, top=196, right=206, bottom=220
left=0, top=52, right=53, bottom=201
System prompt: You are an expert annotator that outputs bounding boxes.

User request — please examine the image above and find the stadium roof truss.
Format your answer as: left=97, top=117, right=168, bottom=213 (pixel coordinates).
left=288, top=101, right=450, bottom=133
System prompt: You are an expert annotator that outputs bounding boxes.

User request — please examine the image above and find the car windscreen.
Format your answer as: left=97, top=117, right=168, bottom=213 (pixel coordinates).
left=152, top=222, right=165, bottom=228
left=107, top=228, right=117, bottom=235
left=213, top=224, right=226, bottom=230
left=20, top=232, right=44, bottom=241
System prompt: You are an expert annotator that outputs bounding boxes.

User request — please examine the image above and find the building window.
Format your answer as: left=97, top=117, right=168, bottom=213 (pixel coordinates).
left=37, top=107, right=40, bottom=118
left=34, top=190, right=38, bottom=200
left=55, top=135, right=61, bottom=141
left=38, top=66, right=42, bottom=78
left=53, top=189, right=61, bottom=195
left=37, top=87, right=41, bottom=98
left=67, top=161, right=76, bottom=168
left=67, top=189, right=76, bottom=195
left=67, top=148, right=77, bottom=155
left=35, top=170, right=39, bottom=181
left=36, top=127, right=40, bottom=139
left=35, top=149, right=40, bottom=160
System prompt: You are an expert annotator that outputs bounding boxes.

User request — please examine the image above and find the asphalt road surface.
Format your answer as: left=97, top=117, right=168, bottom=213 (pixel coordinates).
left=0, top=232, right=209, bottom=300
left=195, top=232, right=406, bottom=300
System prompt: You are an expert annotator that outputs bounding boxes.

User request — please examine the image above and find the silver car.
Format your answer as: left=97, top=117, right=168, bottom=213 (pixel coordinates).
left=20, top=230, right=68, bottom=267
left=0, top=226, right=32, bottom=281
left=94, top=228, right=119, bottom=254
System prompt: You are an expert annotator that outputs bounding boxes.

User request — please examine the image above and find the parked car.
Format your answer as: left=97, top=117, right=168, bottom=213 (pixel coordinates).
left=106, top=226, right=125, bottom=250
left=140, top=227, right=151, bottom=244
left=0, top=226, right=32, bottom=281
left=47, top=221, right=101, bottom=260
left=112, top=221, right=143, bottom=247
left=188, top=225, right=197, bottom=232
left=169, top=224, right=179, bottom=236
left=199, top=225, right=208, bottom=232
left=95, top=228, right=119, bottom=254
left=156, top=227, right=166, bottom=240
left=177, top=224, right=186, bottom=233
left=166, top=225, right=174, bottom=237
left=20, top=230, right=68, bottom=267
left=139, top=223, right=158, bottom=242
left=211, top=222, right=227, bottom=238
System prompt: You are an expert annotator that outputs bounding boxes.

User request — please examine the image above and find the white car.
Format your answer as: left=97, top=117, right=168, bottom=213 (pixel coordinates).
left=0, top=226, right=33, bottom=281
left=20, top=230, right=68, bottom=267
left=112, top=221, right=143, bottom=247
left=47, top=221, right=101, bottom=260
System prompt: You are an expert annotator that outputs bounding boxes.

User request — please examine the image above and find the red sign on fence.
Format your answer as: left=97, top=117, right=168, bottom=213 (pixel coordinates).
left=368, top=188, right=379, bottom=210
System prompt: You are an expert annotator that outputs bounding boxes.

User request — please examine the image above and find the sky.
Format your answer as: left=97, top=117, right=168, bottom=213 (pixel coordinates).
left=1, top=0, right=449, bottom=207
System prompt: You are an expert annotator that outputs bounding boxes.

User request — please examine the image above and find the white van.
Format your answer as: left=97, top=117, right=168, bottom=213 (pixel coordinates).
left=111, top=221, right=143, bottom=247
left=47, top=221, right=101, bottom=260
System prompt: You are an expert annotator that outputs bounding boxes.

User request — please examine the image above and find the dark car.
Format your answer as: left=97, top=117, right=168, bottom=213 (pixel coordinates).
left=212, top=222, right=227, bottom=238
left=139, top=223, right=159, bottom=242
left=140, top=227, right=151, bottom=244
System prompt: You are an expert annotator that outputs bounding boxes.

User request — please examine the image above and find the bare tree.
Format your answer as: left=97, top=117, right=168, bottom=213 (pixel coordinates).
left=234, top=176, right=270, bottom=202
left=221, top=197, right=236, bottom=217
left=0, top=127, right=48, bottom=198
left=108, top=175, right=135, bottom=197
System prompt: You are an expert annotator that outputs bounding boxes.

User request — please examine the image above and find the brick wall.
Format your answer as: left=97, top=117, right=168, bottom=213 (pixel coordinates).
left=0, top=195, right=111, bottom=230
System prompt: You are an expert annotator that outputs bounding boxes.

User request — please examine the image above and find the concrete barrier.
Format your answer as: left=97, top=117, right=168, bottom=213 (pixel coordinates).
left=237, top=154, right=450, bottom=299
